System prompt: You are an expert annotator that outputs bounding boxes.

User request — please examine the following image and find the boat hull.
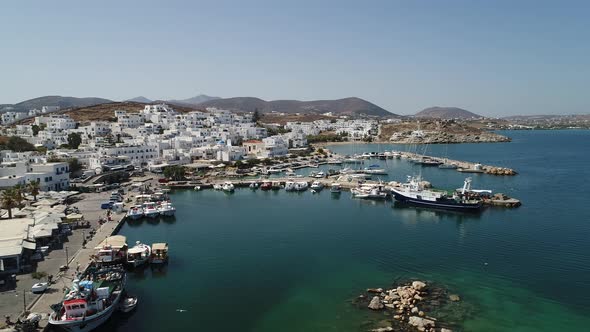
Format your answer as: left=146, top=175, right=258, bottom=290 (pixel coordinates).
left=392, top=192, right=482, bottom=211
left=49, top=291, right=122, bottom=332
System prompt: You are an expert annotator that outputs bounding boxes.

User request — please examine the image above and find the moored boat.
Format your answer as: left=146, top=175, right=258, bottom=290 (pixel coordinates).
left=48, top=266, right=126, bottom=332
left=150, top=243, right=169, bottom=264
left=127, top=241, right=151, bottom=268
left=330, top=183, right=342, bottom=194
left=126, top=205, right=144, bottom=220
left=310, top=181, right=324, bottom=191
left=93, top=235, right=128, bottom=265
left=222, top=181, right=235, bottom=192
left=119, top=295, right=138, bottom=313
left=391, top=176, right=483, bottom=211
left=142, top=202, right=159, bottom=218
left=157, top=201, right=176, bottom=217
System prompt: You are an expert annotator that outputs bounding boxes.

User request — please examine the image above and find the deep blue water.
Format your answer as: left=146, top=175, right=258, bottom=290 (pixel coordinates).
left=104, top=130, right=589, bottom=332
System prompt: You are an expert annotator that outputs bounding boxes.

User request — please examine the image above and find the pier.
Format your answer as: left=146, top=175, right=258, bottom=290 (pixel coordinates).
left=399, top=151, right=518, bottom=176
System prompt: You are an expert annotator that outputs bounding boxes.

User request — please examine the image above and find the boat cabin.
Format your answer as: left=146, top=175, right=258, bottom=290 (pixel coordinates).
left=63, top=299, right=88, bottom=319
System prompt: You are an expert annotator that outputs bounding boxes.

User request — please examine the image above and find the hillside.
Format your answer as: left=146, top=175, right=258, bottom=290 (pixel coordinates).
left=17, top=102, right=201, bottom=125
left=127, top=96, right=152, bottom=103
left=415, top=107, right=482, bottom=119
left=170, top=94, right=220, bottom=105
left=379, top=120, right=510, bottom=144
left=198, top=97, right=394, bottom=117
left=3, top=96, right=113, bottom=112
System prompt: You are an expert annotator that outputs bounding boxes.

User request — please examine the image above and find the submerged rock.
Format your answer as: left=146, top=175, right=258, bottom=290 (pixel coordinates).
left=368, top=296, right=384, bottom=310
left=449, top=294, right=461, bottom=302
left=412, top=281, right=427, bottom=291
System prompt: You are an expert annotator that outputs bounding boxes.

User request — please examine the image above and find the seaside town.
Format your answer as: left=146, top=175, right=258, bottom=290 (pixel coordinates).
left=0, top=101, right=524, bottom=332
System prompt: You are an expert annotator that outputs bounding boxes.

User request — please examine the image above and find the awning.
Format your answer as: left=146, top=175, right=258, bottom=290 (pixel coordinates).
left=23, top=240, right=37, bottom=250
left=95, top=235, right=127, bottom=250
left=65, top=214, right=84, bottom=221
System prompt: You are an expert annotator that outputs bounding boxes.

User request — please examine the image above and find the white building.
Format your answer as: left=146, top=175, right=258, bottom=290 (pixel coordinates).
left=261, top=136, right=288, bottom=158
left=1, top=112, right=26, bottom=125
left=35, top=114, right=77, bottom=131
left=116, top=111, right=144, bottom=128
left=0, top=161, right=70, bottom=191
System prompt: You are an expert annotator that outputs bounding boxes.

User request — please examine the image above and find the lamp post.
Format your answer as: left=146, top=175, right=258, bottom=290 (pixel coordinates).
left=65, top=246, right=69, bottom=266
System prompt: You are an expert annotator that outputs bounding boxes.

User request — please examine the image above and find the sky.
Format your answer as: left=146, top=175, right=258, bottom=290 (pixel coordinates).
left=1, top=0, right=589, bottom=116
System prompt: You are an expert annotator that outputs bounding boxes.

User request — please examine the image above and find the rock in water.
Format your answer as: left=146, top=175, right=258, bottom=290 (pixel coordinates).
left=408, top=316, right=436, bottom=331
left=412, top=281, right=427, bottom=291
left=449, top=294, right=461, bottom=302
left=370, top=327, right=393, bottom=332
left=368, top=296, right=384, bottom=310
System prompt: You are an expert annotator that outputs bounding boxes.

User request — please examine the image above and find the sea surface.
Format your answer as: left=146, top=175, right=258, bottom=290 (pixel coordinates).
left=106, top=130, right=589, bottom=331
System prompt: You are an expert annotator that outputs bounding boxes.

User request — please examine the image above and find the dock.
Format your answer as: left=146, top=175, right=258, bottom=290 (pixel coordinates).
left=399, top=152, right=517, bottom=176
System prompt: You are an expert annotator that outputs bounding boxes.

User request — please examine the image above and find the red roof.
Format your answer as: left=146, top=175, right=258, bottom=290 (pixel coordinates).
left=64, top=299, right=87, bottom=305
left=243, top=140, right=263, bottom=143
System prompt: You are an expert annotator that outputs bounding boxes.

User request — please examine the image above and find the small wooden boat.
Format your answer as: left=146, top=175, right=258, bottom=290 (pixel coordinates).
left=119, top=295, right=138, bottom=313
left=150, top=243, right=169, bottom=264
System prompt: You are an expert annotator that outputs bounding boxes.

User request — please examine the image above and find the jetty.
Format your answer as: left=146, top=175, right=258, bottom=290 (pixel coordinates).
left=164, top=177, right=521, bottom=208
left=400, top=152, right=517, bottom=176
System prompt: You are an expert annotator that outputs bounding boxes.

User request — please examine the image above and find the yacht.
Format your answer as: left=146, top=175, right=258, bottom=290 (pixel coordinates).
left=48, top=267, right=126, bottom=332
left=126, top=205, right=144, bottom=220
left=157, top=201, right=176, bottom=217
left=363, top=165, right=388, bottom=175
left=310, top=181, right=324, bottom=191
left=142, top=202, right=159, bottom=218
left=127, top=241, right=151, bottom=267
left=391, top=176, right=483, bottom=211
left=222, top=181, right=235, bottom=192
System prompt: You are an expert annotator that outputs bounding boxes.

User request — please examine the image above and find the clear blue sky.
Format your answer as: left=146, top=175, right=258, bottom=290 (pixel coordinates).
left=1, top=0, right=589, bottom=116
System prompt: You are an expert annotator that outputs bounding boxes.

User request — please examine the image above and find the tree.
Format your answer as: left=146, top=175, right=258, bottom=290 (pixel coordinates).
left=163, top=166, right=186, bottom=181
left=12, top=184, right=25, bottom=208
left=67, top=133, right=82, bottom=149
left=1, top=189, right=17, bottom=219
left=28, top=180, right=40, bottom=201
left=253, top=109, right=260, bottom=122
left=32, top=125, right=41, bottom=136
left=68, top=158, right=83, bottom=178
left=0, top=136, right=36, bottom=152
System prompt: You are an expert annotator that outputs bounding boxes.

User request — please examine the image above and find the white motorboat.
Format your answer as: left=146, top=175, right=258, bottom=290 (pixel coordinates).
left=93, top=235, right=127, bottom=265
left=213, top=183, right=223, bottom=190
left=294, top=181, right=308, bottom=191
left=127, top=241, right=151, bottom=268
left=157, top=201, right=176, bottom=216
left=310, top=181, right=324, bottom=190
left=48, top=267, right=126, bottom=332
left=222, top=181, right=235, bottom=192
left=119, top=295, right=138, bottom=313
left=249, top=182, right=259, bottom=189
left=351, top=184, right=388, bottom=200
left=330, top=183, right=342, bottom=194
left=363, top=165, right=388, bottom=175
left=126, top=205, right=144, bottom=220
left=285, top=181, right=296, bottom=191
left=392, top=151, right=402, bottom=159
left=142, top=202, right=159, bottom=218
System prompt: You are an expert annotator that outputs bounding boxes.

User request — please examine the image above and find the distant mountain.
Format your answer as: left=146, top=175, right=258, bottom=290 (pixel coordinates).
left=126, top=96, right=152, bottom=103
left=415, top=107, right=483, bottom=119
left=198, top=97, right=394, bottom=117
left=2, top=96, right=113, bottom=113
left=170, top=94, right=220, bottom=105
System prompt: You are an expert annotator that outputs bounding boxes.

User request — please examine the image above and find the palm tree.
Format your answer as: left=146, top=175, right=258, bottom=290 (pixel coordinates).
left=28, top=180, right=40, bottom=201
left=1, top=189, right=17, bottom=219
left=13, top=184, right=25, bottom=208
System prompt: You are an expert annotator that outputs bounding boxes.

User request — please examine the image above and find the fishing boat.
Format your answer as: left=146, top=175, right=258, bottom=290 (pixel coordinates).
left=157, top=201, right=176, bottom=217
left=119, top=295, right=138, bottom=313
left=142, top=202, right=159, bottom=218
left=150, top=243, right=169, bottom=264
left=310, top=181, right=324, bottom=191
left=127, top=242, right=151, bottom=268
left=125, top=205, right=144, bottom=220
left=351, top=184, right=388, bottom=200
left=222, top=181, right=235, bottom=192
left=330, top=183, right=342, bottom=194
left=48, top=266, right=126, bottom=332
left=391, top=176, right=483, bottom=211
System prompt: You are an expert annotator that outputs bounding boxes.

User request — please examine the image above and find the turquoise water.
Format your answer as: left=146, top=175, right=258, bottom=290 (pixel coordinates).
left=105, top=130, right=589, bottom=331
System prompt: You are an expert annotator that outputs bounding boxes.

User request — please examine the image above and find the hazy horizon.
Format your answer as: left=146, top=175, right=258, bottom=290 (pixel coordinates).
left=2, top=0, right=589, bottom=117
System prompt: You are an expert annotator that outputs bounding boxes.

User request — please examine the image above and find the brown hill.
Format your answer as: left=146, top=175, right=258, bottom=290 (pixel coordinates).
left=198, top=97, right=395, bottom=117
left=415, top=107, right=483, bottom=119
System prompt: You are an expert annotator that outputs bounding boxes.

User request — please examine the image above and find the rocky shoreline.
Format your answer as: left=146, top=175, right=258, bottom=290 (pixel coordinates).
left=354, top=280, right=474, bottom=332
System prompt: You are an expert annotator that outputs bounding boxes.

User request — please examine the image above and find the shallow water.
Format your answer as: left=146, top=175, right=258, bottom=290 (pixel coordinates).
left=103, top=130, right=589, bottom=331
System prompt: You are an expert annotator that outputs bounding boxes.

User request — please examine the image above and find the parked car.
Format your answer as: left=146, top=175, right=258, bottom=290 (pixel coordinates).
left=31, top=282, right=49, bottom=294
